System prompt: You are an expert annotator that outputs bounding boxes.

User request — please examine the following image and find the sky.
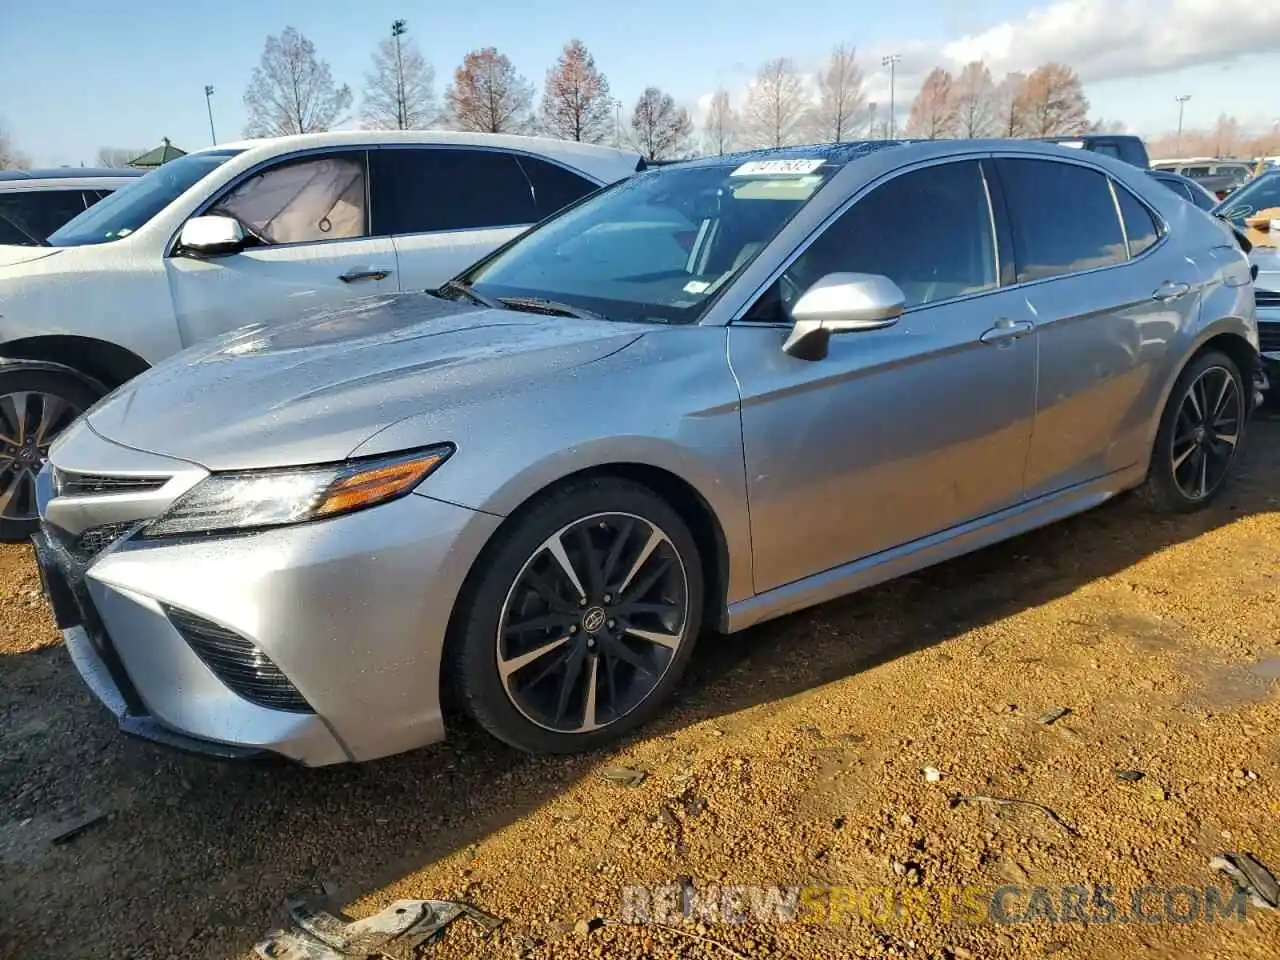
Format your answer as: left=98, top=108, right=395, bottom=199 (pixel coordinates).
left=1, top=0, right=1278, bottom=167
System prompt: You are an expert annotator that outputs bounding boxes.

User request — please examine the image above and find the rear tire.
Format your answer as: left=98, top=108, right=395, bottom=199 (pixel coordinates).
left=1136, top=350, right=1245, bottom=513
left=447, top=477, right=704, bottom=754
left=0, top=368, right=102, bottom=543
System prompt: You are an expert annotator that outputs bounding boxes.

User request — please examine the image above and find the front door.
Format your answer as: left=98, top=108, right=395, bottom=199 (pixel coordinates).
left=729, top=158, right=1039, bottom=593
left=165, top=150, right=397, bottom=348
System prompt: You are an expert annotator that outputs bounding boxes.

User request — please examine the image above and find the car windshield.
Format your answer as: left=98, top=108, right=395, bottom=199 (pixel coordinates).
left=1215, top=172, right=1280, bottom=224
left=46, top=150, right=243, bottom=246
left=463, top=158, right=841, bottom=324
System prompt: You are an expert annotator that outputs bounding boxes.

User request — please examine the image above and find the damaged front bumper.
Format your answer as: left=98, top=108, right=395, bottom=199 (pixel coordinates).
left=32, top=527, right=348, bottom=768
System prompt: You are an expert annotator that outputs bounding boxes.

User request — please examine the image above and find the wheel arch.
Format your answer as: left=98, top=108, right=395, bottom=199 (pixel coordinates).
left=438, top=461, right=735, bottom=718
left=1144, top=325, right=1260, bottom=457
left=1, top=335, right=150, bottom=393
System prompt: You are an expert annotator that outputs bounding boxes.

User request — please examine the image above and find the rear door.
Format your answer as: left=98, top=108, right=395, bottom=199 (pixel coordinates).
left=994, top=156, right=1195, bottom=498
left=370, top=147, right=545, bottom=291
left=165, top=150, right=398, bottom=347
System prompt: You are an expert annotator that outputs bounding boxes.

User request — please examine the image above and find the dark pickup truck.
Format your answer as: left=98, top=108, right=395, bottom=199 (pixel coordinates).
left=1038, top=135, right=1150, bottom=169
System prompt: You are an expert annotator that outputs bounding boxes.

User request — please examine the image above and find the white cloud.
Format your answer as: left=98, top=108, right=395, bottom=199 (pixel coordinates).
left=696, top=0, right=1280, bottom=130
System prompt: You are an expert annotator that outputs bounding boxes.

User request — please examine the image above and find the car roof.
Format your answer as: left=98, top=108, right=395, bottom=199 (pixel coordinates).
left=186, top=129, right=643, bottom=169
left=650, top=137, right=1140, bottom=173
left=0, top=167, right=145, bottom=181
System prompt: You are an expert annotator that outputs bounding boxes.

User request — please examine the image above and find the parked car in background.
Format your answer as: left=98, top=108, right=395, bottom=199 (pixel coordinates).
left=0, top=168, right=144, bottom=245
left=0, top=131, right=643, bottom=540
left=33, top=139, right=1261, bottom=765
left=1037, top=134, right=1150, bottom=168
left=1152, top=158, right=1253, bottom=197
left=1214, top=168, right=1280, bottom=248
left=1247, top=244, right=1279, bottom=387
left=1147, top=169, right=1219, bottom=210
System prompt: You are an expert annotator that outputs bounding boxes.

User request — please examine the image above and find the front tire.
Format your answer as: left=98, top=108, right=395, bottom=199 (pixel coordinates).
left=0, top=368, right=101, bottom=542
left=1137, top=350, right=1245, bottom=513
left=448, top=477, right=704, bottom=754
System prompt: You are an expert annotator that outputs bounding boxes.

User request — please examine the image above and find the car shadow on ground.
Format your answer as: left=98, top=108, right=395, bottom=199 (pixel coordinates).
left=1, top=411, right=1277, bottom=960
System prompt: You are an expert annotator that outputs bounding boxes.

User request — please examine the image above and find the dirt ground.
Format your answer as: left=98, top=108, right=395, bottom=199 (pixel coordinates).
left=3, top=416, right=1279, bottom=960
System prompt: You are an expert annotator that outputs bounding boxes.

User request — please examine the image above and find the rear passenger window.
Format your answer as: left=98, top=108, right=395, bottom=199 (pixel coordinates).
left=515, top=156, right=598, bottom=219
left=996, top=158, right=1126, bottom=282
left=1113, top=184, right=1159, bottom=257
left=370, top=148, right=537, bottom=235
left=0, top=190, right=90, bottom=243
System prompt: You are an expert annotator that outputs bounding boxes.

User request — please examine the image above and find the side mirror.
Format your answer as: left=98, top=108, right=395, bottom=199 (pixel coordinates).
left=178, top=215, right=247, bottom=256
left=782, top=272, right=905, bottom=361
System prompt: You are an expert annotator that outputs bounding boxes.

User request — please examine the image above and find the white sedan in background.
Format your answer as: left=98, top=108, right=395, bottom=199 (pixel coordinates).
left=0, top=130, right=644, bottom=539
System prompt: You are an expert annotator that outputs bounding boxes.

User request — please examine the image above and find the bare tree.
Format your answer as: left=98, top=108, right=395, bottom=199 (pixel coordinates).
left=806, top=43, right=866, bottom=143
left=994, top=72, right=1029, bottom=137
left=1213, top=113, right=1241, bottom=156
left=953, top=61, right=997, bottom=138
left=741, top=58, right=807, bottom=148
left=905, top=67, right=958, bottom=139
left=539, top=39, right=613, bottom=143
left=444, top=47, right=535, bottom=134
left=703, top=88, right=737, bottom=156
left=1088, top=118, right=1127, bottom=134
left=1018, top=62, right=1089, bottom=137
left=629, top=87, right=693, bottom=161
left=243, top=27, right=353, bottom=136
left=96, top=147, right=144, bottom=167
left=361, top=24, right=435, bottom=129
left=0, top=122, right=29, bottom=170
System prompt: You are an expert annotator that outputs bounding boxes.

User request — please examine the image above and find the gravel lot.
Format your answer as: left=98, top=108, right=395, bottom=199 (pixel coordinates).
left=3, top=414, right=1279, bottom=960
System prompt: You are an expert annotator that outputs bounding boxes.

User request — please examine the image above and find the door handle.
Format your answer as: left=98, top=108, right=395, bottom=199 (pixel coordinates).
left=979, top=317, right=1034, bottom=345
left=339, top=268, right=392, bottom=283
left=1152, top=280, right=1191, bottom=302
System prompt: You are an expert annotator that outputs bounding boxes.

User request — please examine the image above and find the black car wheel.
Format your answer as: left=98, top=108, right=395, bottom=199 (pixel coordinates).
left=0, top=368, right=101, bottom=542
left=1137, top=350, right=1246, bottom=513
left=449, top=476, right=704, bottom=754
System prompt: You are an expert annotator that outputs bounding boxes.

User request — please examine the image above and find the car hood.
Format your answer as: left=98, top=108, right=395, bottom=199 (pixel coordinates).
left=85, top=292, right=646, bottom=470
left=0, top=244, right=64, bottom=269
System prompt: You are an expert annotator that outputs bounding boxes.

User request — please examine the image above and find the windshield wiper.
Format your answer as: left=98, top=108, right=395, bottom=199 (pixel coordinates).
left=432, top=278, right=507, bottom=310
left=498, top=296, right=605, bottom=321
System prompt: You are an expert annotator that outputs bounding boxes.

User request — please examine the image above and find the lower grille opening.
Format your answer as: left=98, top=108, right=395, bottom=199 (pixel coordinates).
left=1260, top=324, right=1280, bottom=354
left=162, top=606, right=313, bottom=714
left=70, top=521, right=138, bottom=563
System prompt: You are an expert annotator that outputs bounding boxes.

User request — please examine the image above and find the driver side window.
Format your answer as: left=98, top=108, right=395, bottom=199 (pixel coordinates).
left=210, top=152, right=368, bottom=245
left=746, top=160, right=998, bottom=321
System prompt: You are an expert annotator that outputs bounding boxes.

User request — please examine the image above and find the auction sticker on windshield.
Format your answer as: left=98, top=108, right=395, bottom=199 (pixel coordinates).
left=731, top=158, right=826, bottom=177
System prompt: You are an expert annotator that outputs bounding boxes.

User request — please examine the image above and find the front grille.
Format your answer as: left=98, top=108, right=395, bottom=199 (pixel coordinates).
left=1260, top=323, right=1280, bottom=354
left=69, top=521, right=138, bottom=563
left=56, top=470, right=168, bottom=498
left=1255, top=290, right=1280, bottom=309
left=163, top=606, right=313, bottom=714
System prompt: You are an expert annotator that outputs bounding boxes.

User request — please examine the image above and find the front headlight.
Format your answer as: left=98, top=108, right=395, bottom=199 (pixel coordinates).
left=140, top=444, right=454, bottom=538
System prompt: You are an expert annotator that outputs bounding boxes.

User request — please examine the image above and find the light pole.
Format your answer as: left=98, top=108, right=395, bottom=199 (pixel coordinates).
left=1175, top=94, right=1191, bottom=156
left=391, top=19, right=408, bottom=129
left=611, top=98, right=623, bottom=148
left=204, top=85, right=217, bottom=145
left=881, top=54, right=901, bottom=139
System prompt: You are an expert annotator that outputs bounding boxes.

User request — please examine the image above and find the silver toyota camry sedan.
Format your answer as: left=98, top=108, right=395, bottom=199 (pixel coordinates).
left=32, top=139, right=1262, bottom=765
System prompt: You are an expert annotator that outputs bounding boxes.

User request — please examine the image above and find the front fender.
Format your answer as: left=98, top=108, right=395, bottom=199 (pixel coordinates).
left=348, top=328, right=756, bottom=606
